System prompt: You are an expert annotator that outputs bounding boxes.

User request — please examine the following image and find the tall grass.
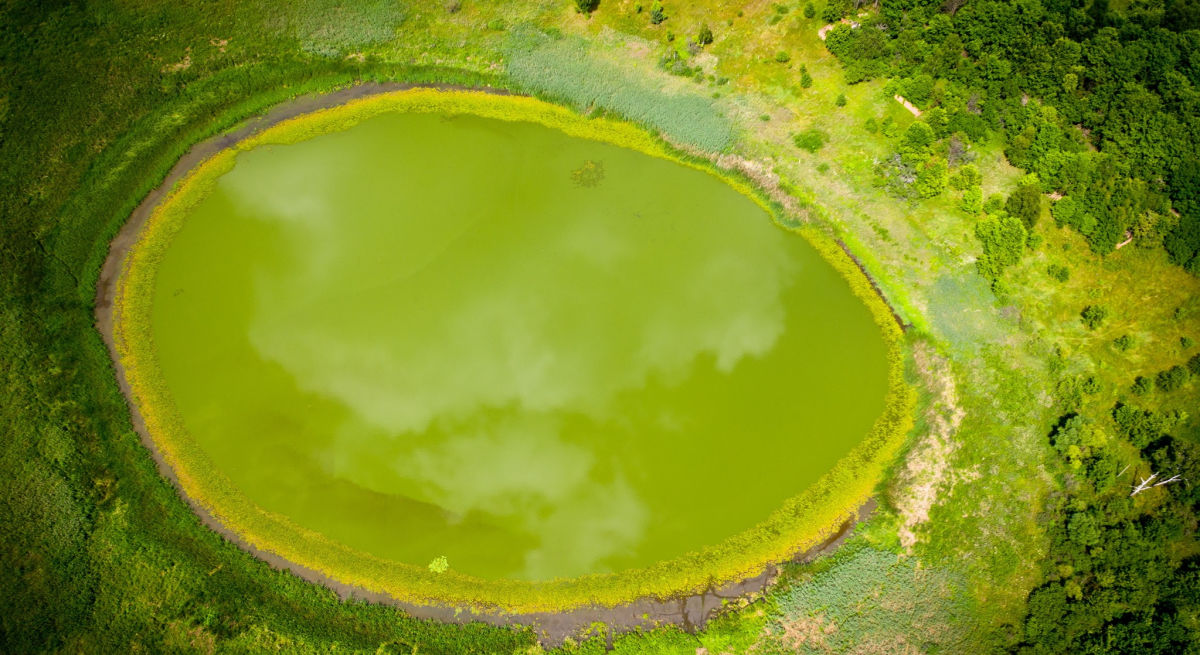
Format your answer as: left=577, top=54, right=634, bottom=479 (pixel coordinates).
left=505, top=28, right=733, bottom=152
left=764, top=545, right=981, bottom=654
left=264, top=0, right=409, bottom=56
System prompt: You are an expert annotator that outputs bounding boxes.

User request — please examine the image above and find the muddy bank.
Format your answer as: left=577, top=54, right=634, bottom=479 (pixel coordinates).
left=836, top=239, right=910, bottom=331
left=93, top=82, right=874, bottom=647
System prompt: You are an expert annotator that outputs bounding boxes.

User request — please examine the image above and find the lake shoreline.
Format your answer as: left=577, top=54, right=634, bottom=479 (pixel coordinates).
left=95, top=83, right=897, bottom=646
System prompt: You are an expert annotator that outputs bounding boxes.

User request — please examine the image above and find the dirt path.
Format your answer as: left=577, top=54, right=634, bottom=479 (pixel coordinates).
left=92, top=82, right=874, bottom=647
left=818, top=18, right=860, bottom=41
left=893, top=95, right=922, bottom=117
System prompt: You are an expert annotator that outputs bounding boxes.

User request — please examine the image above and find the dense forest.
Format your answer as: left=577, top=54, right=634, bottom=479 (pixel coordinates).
left=825, top=0, right=1200, bottom=275
left=823, top=1, right=1200, bottom=651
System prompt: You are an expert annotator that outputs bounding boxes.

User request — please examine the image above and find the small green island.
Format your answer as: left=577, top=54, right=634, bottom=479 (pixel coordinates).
left=2, top=0, right=1198, bottom=653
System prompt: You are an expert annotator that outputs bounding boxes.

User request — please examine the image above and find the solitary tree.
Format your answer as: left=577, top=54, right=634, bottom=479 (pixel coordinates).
left=574, top=0, right=600, bottom=13
left=1006, top=183, right=1043, bottom=229
left=975, top=215, right=1027, bottom=280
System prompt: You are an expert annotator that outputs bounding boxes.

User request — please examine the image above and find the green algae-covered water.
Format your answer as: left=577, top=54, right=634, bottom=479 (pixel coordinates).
left=150, top=110, right=889, bottom=581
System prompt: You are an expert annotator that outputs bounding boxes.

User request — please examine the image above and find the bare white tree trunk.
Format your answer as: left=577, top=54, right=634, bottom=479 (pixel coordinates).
left=1131, top=472, right=1184, bottom=496
left=1131, top=473, right=1159, bottom=496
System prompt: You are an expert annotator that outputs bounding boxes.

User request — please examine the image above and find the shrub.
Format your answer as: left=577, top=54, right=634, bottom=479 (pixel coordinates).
left=804, top=1, right=816, bottom=18
left=836, top=92, right=847, bottom=107
left=949, top=163, right=982, bottom=190
left=1113, top=334, right=1134, bottom=351
left=948, top=110, right=988, bottom=142
left=1181, top=336, right=1195, bottom=350
left=1156, top=365, right=1189, bottom=392
left=902, top=74, right=935, bottom=106
left=975, top=215, right=1026, bottom=280
left=1131, top=376, right=1152, bottom=395
left=900, top=121, right=934, bottom=155
left=1190, top=353, right=1200, bottom=376
left=1080, top=305, right=1109, bottom=330
left=1112, top=403, right=1182, bottom=449
left=821, top=0, right=845, bottom=22
left=574, top=0, right=600, bottom=13
left=650, top=0, right=666, bottom=24
left=881, top=116, right=899, bottom=137
left=864, top=117, right=878, bottom=133
left=960, top=186, right=982, bottom=214
left=914, top=158, right=948, bottom=199
left=1051, top=195, right=1077, bottom=226
left=794, top=128, right=827, bottom=152
left=696, top=23, right=713, bottom=45
left=1047, top=264, right=1070, bottom=282
left=775, top=50, right=791, bottom=63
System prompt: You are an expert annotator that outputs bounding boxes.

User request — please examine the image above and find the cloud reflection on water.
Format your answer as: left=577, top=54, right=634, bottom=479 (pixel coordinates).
left=223, top=116, right=798, bottom=578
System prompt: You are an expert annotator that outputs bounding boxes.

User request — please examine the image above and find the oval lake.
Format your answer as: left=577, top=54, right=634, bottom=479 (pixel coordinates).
left=149, top=110, right=890, bottom=580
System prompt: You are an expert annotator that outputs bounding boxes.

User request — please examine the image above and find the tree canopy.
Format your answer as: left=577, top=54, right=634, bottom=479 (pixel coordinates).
left=825, top=0, right=1200, bottom=272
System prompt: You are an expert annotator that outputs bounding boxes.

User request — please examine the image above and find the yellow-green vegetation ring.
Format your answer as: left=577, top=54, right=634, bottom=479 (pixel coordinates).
left=110, top=88, right=915, bottom=613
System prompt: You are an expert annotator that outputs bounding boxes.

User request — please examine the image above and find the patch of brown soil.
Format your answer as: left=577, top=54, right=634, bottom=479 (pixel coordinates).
left=162, top=49, right=192, bottom=73
left=893, top=94, right=921, bottom=117
left=848, top=635, right=923, bottom=655
left=891, top=343, right=965, bottom=550
left=773, top=613, right=838, bottom=651
left=818, top=18, right=860, bottom=41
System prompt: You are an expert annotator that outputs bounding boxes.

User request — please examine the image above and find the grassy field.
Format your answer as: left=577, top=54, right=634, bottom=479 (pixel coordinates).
left=2, top=0, right=1197, bottom=652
